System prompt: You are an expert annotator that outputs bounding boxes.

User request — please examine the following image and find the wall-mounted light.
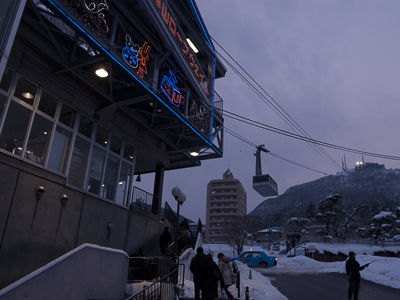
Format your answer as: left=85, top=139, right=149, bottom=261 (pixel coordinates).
left=136, top=174, right=142, bottom=182
left=95, top=68, right=108, bottom=78
left=60, top=193, right=68, bottom=209
left=35, top=185, right=45, bottom=201
left=186, top=38, right=199, bottom=53
left=22, top=92, right=34, bottom=99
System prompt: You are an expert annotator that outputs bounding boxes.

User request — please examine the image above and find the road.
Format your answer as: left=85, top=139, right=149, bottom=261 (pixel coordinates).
left=263, top=272, right=399, bottom=300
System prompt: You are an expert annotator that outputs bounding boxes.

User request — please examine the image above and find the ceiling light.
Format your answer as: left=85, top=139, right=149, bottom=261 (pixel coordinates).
left=22, top=92, right=34, bottom=99
left=190, top=151, right=199, bottom=156
left=186, top=38, right=199, bottom=53
left=95, top=68, right=108, bottom=78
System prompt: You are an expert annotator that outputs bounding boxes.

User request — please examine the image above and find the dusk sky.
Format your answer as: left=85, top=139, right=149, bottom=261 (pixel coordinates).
left=137, top=0, right=400, bottom=223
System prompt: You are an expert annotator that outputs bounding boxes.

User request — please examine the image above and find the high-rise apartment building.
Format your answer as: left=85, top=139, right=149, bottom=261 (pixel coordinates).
left=205, top=169, right=247, bottom=243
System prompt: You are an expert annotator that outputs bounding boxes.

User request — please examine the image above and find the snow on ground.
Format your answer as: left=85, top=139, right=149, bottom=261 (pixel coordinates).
left=184, top=242, right=400, bottom=299
left=182, top=261, right=288, bottom=300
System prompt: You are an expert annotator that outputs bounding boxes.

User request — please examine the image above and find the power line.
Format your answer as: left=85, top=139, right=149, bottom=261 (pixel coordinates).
left=213, top=37, right=342, bottom=169
left=224, top=127, right=329, bottom=175
left=224, top=110, right=400, bottom=161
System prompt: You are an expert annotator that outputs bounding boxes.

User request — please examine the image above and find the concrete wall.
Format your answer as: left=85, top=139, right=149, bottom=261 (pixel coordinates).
left=0, top=152, right=167, bottom=289
left=0, top=244, right=128, bottom=300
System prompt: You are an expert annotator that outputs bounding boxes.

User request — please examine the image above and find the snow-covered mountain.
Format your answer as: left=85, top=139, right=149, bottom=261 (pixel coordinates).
left=249, top=168, right=400, bottom=227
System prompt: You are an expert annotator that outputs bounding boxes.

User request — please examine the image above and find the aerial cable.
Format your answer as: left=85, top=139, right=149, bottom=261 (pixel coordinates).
left=224, top=127, right=329, bottom=175
left=213, top=38, right=341, bottom=169
left=224, top=110, right=400, bottom=161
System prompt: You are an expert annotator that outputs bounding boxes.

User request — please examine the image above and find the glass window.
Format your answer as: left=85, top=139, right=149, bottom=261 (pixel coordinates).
left=14, top=76, right=37, bottom=106
left=101, top=154, right=119, bottom=200
left=115, top=161, right=132, bottom=205
left=123, top=142, right=134, bottom=161
left=68, top=137, right=90, bottom=188
left=86, top=147, right=106, bottom=195
left=110, top=134, right=122, bottom=155
left=0, top=101, right=32, bottom=155
left=0, top=68, right=14, bottom=93
left=24, top=114, right=53, bottom=165
left=48, top=126, right=72, bottom=174
left=95, top=126, right=109, bottom=147
left=38, top=90, right=58, bottom=118
left=59, top=103, right=77, bottom=129
left=78, top=115, right=94, bottom=139
left=0, top=93, right=7, bottom=120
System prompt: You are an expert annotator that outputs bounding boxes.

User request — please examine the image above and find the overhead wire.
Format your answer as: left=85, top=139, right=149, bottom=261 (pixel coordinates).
left=212, top=37, right=342, bottom=169
left=223, top=110, right=400, bottom=161
left=224, top=127, right=329, bottom=175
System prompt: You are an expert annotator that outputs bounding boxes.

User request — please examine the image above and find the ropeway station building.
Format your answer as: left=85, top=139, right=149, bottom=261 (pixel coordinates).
left=0, top=0, right=225, bottom=289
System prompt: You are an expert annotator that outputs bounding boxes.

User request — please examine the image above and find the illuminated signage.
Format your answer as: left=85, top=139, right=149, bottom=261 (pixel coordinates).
left=82, top=0, right=109, bottom=33
left=122, top=35, right=151, bottom=78
left=149, top=0, right=211, bottom=98
left=161, top=70, right=182, bottom=107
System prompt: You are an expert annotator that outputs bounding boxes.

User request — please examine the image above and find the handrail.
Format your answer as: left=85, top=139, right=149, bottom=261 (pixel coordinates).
left=129, top=186, right=158, bottom=214
left=126, top=268, right=178, bottom=300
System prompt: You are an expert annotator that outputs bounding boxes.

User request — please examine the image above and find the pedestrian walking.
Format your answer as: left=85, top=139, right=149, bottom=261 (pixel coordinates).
left=346, top=251, right=370, bottom=300
left=217, top=253, right=237, bottom=300
left=190, top=247, right=206, bottom=300
left=159, top=226, right=171, bottom=255
left=201, top=254, right=222, bottom=300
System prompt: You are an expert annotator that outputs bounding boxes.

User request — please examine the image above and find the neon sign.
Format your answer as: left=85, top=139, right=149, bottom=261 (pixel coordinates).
left=150, top=0, right=211, bottom=98
left=189, top=99, right=209, bottom=120
left=122, top=35, right=140, bottom=68
left=82, top=0, right=109, bottom=33
left=122, top=35, right=151, bottom=79
left=161, top=70, right=182, bottom=107
left=137, top=42, right=151, bottom=78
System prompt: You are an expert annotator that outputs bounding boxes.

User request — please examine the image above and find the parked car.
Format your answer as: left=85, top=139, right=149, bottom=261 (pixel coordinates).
left=232, top=251, right=277, bottom=268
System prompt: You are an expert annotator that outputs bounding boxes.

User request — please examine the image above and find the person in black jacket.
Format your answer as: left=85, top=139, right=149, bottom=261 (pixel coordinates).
left=345, top=251, right=370, bottom=300
left=159, top=227, right=171, bottom=255
left=201, top=254, right=222, bottom=300
left=190, top=247, right=206, bottom=300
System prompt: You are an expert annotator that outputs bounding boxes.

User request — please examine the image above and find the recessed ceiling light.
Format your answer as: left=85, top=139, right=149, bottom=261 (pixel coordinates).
left=95, top=68, right=108, bottom=78
left=190, top=151, right=199, bottom=156
left=22, top=92, right=34, bottom=99
left=186, top=38, right=199, bottom=53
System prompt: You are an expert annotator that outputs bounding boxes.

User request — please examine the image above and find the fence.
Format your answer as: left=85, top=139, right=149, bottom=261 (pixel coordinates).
left=163, top=202, right=177, bottom=228
left=126, top=268, right=178, bottom=300
left=128, top=257, right=177, bottom=282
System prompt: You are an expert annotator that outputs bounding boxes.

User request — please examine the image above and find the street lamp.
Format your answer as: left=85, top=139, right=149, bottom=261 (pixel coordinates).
left=171, top=186, right=187, bottom=256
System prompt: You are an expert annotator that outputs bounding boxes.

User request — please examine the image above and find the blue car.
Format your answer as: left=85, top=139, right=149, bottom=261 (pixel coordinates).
left=232, top=251, right=277, bottom=268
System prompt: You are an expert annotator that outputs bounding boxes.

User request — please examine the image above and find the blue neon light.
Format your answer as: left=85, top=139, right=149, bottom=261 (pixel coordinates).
left=42, top=0, right=219, bottom=152
left=189, top=0, right=214, bottom=51
left=161, top=70, right=182, bottom=108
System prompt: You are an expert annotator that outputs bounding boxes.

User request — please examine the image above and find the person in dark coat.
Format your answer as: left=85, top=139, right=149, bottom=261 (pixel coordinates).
left=159, top=227, right=171, bottom=255
left=346, top=251, right=370, bottom=300
left=201, top=254, right=222, bottom=300
left=190, top=247, right=206, bottom=300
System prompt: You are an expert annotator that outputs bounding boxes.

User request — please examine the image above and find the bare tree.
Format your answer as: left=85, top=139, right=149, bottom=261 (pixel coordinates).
left=221, top=215, right=263, bottom=255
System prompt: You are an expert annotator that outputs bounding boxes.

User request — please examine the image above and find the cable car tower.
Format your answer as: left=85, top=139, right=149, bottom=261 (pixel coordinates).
left=253, top=145, right=278, bottom=197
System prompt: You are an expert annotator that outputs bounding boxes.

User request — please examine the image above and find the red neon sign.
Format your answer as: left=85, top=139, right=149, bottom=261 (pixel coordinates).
left=151, top=0, right=210, bottom=97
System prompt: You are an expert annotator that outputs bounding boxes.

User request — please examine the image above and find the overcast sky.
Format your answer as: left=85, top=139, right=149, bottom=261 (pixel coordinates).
left=137, top=0, right=400, bottom=223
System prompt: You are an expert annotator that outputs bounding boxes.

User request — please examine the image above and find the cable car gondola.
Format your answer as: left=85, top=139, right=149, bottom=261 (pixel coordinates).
left=253, top=145, right=278, bottom=197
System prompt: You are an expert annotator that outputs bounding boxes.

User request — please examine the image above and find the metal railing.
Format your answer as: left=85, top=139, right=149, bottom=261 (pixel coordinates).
left=128, top=257, right=177, bottom=282
left=129, top=186, right=158, bottom=214
left=163, top=202, right=176, bottom=227
left=126, top=268, right=178, bottom=300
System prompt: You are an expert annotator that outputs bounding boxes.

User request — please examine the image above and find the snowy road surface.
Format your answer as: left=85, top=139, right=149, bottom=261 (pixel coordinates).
left=265, top=273, right=400, bottom=300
